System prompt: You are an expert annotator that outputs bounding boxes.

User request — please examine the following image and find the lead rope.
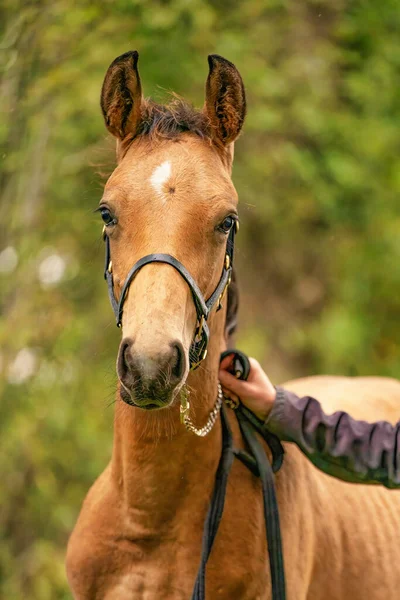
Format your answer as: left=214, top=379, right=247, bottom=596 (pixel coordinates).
left=191, top=406, right=286, bottom=600
left=191, top=406, right=286, bottom=599
left=191, top=407, right=235, bottom=600
left=190, top=352, right=286, bottom=600
left=236, top=407, right=286, bottom=600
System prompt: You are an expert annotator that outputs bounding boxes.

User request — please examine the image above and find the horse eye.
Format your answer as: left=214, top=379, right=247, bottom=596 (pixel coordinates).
left=218, top=216, right=235, bottom=233
left=100, top=207, right=115, bottom=225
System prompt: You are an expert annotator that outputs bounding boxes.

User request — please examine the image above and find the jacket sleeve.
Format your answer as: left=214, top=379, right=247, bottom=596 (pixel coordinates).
left=264, top=387, right=400, bottom=489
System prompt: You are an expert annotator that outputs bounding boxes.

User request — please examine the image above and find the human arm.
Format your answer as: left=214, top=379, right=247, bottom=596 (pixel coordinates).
left=219, top=355, right=400, bottom=489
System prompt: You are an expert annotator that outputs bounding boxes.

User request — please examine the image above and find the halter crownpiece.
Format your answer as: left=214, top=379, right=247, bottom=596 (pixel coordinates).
left=103, top=220, right=237, bottom=371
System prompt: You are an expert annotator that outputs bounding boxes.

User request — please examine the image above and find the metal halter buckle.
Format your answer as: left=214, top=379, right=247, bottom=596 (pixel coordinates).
left=217, top=273, right=232, bottom=311
left=194, top=315, right=205, bottom=343
left=190, top=316, right=209, bottom=371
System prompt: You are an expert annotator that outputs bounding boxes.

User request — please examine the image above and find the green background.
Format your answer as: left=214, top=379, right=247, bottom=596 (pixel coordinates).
left=1, top=0, right=399, bottom=597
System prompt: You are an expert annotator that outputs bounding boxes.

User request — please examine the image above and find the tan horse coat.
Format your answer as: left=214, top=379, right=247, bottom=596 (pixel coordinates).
left=278, top=375, right=400, bottom=599
left=67, top=375, right=400, bottom=599
left=66, top=52, right=400, bottom=599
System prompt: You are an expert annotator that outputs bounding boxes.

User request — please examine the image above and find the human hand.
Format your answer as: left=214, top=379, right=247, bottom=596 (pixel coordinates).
left=218, top=354, right=276, bottom=421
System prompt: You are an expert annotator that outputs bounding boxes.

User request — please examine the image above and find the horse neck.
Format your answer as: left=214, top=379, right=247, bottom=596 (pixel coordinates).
left=110, top=314, right=225, bottom=527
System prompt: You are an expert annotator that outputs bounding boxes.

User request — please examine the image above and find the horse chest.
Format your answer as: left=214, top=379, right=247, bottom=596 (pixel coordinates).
left=69, top=529, right=269, bottom=600
left=67, top=463, right=270, bottom=600
left=100, top=537, right=269, bottom=600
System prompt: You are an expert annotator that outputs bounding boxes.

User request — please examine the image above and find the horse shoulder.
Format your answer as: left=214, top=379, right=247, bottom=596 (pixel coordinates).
left=66, top=464, right=131, bottom=599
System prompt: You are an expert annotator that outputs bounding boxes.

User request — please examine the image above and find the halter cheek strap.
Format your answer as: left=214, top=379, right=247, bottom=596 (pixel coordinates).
left=103, top=222, right=237, bottom=370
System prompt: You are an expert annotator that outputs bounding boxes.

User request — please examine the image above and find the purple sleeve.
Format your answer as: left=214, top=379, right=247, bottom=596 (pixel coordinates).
left=264, top=387, right=400, bottom=488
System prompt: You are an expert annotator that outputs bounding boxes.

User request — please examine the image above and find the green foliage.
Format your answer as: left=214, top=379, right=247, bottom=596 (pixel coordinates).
left=0, top=0, right=399, bottom=596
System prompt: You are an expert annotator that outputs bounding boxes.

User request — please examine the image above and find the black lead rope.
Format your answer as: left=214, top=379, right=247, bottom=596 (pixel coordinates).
left=191, top=353, right=286, bottom=600
left=191, top=407, right=235, bottom=599
left=236, top=408, right=286, bottom=600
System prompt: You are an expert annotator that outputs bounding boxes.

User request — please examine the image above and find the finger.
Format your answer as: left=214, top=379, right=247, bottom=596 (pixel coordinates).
left=221, top=388, right=235, bottom=401
left=247, top=357, right=262, bottom=382
left=220, top=353, right=235, bottom=370
left=218, top=368, right=253, bottom=396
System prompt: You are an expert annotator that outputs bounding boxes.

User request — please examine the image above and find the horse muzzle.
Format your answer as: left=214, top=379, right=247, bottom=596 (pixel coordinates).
left=117, top=337, right=186, bottom=408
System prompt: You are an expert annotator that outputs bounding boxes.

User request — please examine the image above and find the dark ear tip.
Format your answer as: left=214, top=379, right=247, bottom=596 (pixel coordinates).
left=208, top=54, right=237, bottom=71
left=109, top=50, right=139, bottom=70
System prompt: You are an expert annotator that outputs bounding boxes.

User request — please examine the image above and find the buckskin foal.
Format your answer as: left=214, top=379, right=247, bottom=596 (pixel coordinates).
left=66, top=52, right=400, bottom=599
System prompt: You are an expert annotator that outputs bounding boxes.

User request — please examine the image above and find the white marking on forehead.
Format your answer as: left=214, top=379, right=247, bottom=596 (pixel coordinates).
left=150, top=160, right=172, bottom=199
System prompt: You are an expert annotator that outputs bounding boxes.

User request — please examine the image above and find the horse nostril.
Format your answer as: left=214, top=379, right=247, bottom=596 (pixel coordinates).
left=118, top=338, right=134, bottom=380
left=170, top=341, right=185, bottom=381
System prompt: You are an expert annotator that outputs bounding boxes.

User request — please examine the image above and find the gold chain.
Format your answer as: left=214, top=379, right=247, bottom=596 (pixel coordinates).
left=180, top=383, right=223, bottom=437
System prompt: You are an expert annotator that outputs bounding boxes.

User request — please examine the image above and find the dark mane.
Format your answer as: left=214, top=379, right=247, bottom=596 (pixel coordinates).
left=136, top=96, right=212, bottom=141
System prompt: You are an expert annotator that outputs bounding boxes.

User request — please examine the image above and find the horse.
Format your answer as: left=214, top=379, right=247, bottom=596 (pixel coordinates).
left=66, top=51, right=400, bottom=599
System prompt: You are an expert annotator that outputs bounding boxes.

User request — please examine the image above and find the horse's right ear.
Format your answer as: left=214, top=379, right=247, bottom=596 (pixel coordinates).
left=100, top=51, right=142, bottom=139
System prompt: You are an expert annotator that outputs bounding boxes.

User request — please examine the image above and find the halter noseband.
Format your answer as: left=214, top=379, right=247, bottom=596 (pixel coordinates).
left=103, top=222, right=238, bottom=370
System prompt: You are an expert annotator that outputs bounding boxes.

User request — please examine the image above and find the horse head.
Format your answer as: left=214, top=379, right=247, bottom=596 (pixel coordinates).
left=99, top=51, right=246, bottom=409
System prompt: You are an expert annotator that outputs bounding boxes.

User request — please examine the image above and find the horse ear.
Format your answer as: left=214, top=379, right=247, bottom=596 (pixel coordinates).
left=100, top=51, right=142, bottom=139
left=204, top=55, right=246, bottom=147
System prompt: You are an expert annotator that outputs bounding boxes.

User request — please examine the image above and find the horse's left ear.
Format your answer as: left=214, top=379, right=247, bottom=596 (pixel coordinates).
left=204, top=55, right=246, bottom=147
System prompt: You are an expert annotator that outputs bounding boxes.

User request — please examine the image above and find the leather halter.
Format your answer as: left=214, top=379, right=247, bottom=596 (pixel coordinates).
left=103, top=222, right=237, bottom=370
